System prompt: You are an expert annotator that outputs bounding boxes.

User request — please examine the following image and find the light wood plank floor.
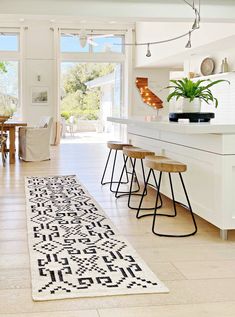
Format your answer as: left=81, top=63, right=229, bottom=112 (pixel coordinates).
left=0, top=143, right=235, bottom=317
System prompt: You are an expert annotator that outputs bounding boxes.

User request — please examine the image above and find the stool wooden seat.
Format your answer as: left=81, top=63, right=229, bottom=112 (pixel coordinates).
left=123, top=146, right=155, bottom=159
left=136, top=155, right=197, bottom=238
left=145, top=156, right=187, bottom=173
left=101, top=141, right=132, bottom=192
left=107, top=141, right=132, bottom=151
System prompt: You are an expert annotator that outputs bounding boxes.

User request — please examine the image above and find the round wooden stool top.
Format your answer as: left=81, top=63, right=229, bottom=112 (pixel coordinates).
left=107, top=141, right=132, bottom=151
left=123, top=146, right=155, bottom=159
left=145, top=155, right=187, bottom=173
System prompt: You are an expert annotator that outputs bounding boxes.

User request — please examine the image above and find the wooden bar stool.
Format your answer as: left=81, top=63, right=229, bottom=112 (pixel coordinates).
left=115, top=146, right=161, bottom=210
left=137, top=155, right=197, bottom=237
left=101, top=141, right=133, bottom=192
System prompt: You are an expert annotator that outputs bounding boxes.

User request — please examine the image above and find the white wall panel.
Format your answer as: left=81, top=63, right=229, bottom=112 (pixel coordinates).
left=132, top=68, right=170, bottom=117
left=25, top=25, right=54, bottom=60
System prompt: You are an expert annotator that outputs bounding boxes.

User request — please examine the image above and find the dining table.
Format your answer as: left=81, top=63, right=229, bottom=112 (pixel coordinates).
left=3, top=121, right=27, bottom=164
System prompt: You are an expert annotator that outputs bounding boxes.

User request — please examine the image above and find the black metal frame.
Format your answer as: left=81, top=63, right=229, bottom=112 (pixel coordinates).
left=115, top=155, right=162, bottom=211
left=115, top=155, right=141, bottom=201
left=101, top=149, right=130, bottom=192
left=137, top=168, right=197, bottom=237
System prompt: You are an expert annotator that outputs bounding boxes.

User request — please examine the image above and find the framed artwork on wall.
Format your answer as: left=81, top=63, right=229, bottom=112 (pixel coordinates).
left=31, top=86, right=49, bottom=105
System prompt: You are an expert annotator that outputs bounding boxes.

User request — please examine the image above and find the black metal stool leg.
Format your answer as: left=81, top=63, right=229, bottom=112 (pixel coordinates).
left=179, top=172, right=197, bottom=235
left=152, top=171, right=162, bottom=233
left=127, top=158, right=152, bottom=210
left=115, top=156, right=141, bottom=198
left=123, top=154, right=129, bottom=183
left=127, top=158, right=137, bottom=208
left=115, top=154, right=128, bottom=198
left=168, top=173, right=177, bottom=217
left=130, top=157, right=140, bottom=191
left=109, top=150, right=118, bottom=192
left=101, top=149, right=132, bottom=193
left=152, top=169, right=163, bottom=208
left=101, top=149, right=112, bottom=185
left=136, top=168, right=163, bottom=218
left=140, top=159, right=147, bottom=195
left=152, top=172, right=197, bottom=237
left=136, top=168, right=152, bottom=218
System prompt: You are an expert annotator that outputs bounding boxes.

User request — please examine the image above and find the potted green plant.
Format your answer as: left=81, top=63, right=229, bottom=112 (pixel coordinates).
left=167, top=77, right=229, bottom=112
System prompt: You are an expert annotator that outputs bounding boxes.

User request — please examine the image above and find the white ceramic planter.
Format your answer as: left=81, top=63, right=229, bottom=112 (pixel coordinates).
left=182, top=98, right=201, bottom=113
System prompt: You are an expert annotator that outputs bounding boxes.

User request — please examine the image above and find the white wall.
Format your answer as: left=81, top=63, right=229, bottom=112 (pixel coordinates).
left=131, top=68, right=170, bottom=118
left=22, top=25, right=57, bottom=124
left=20, top=24, right=58, bottom=142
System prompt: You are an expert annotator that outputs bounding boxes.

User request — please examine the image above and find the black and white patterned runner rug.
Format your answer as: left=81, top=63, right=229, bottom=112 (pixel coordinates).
left=25, top=175, right=168, bottom=301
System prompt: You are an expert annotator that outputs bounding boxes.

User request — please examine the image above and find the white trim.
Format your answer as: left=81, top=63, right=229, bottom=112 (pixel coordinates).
left=60, top=28, right=129, bottom=35
left=17, top=27, right=24, bottom=118
left=55, top=27, right=61, bottom=122
left=0, top=27, right=20, bottom=32
left=61, top=52, right=125, bottom=63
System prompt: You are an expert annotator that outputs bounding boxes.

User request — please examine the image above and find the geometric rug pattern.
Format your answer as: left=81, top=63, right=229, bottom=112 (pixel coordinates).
left=25, top=175, right=169, bottom=301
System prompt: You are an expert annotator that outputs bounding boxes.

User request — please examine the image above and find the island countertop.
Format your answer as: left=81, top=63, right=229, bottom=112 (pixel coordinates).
left=107, top=116, right=235, bottom=134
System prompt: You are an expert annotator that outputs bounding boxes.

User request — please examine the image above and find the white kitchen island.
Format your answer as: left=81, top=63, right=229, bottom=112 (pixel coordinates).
left=108, top=116, right=235, bottom=239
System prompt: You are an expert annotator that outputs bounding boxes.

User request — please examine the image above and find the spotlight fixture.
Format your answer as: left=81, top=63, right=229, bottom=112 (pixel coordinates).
left=185, top=31, right=192, bottom=48
left=146, top=44, right=151, bottom=57
left=114, top=0, right=201, bottom=56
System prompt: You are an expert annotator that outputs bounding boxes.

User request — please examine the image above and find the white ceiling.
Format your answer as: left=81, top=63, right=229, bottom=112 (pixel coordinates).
left=1, top=0, right=235, bottom=23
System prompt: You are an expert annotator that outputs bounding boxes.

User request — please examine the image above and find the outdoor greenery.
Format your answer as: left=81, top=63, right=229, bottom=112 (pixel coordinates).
left=61, top=63, right=114, bottom=120
left=167, top=77, right=230, bottom=108
left=0, top=62, right=7, bottom=73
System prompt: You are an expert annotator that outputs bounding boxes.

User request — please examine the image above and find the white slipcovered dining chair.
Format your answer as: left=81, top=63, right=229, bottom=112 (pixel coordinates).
left=19, top=116, right=53, bottom=161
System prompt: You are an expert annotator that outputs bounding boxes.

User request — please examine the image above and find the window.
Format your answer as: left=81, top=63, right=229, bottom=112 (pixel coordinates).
left=60, top=32, right=124, bottom=54
left=60, top=29, right=127, bottom=140
left=0, top=33, right=19, bottom=51
left=0, top=31, right=20, bottom=115
left=60, top=62, right=122, bottom=132
left=61, top=35, right=89, bottom=53
left=91, top=36, right=123, bottom=53
left=0, top=61, right=19, bottom=115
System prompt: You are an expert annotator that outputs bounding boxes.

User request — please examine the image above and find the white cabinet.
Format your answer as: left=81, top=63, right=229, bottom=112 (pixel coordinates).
left=108, top=116, right=235, bottom=238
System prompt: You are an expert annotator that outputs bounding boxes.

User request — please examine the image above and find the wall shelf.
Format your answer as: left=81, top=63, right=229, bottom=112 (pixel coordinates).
left=193, top=71, right=235, bottom=81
